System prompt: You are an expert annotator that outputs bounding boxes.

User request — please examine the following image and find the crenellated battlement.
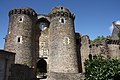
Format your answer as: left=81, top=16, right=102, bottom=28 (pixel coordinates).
left=106, top=39, right=120, bottom=45
left=48, top=6, right=75, bottom=19
left=9, top=8, right=37, bottom=17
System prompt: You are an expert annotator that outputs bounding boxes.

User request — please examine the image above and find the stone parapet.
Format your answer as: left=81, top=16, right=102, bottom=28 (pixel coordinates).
left=9, top=8, right=37, bottom=17
left=49, top=6, right=75, bottom=19
left=106, top=39, right=120, bottom=45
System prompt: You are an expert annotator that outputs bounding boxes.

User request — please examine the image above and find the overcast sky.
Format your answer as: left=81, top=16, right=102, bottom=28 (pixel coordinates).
left=0, top=0, right=120, bottom=49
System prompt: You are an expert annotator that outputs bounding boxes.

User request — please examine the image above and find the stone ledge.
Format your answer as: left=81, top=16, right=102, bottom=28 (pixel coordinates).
left=47, top=72, right=84, bottom=80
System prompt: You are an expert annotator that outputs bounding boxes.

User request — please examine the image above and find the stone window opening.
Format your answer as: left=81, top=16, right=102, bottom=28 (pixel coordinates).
left=19, top=18, right=22, bottom=21
left=60, top=7, right=64, bottom=11
left=41, top=24, right=44, bottom=30
left=37, top=17, right=50, bottom=30
left=18, top=16, right=24, bottom=22
left=61, top=7, right=63, bottom=10
left=59, top=18, right=65, bottom=24
left=16, top=36, right=22, bottom=43
left=40, top=23, right=46, bottom=31
left=61, top=18, right=64, bottom=23
left=89, top=54, right=92, bottom=60
left=63, top=37, right=70, bottom=45
left=18, top=37, right=20, bottom=42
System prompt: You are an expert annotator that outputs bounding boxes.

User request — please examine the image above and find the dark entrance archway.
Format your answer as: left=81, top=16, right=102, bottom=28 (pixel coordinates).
left=37, top=58, right=47, bottom=79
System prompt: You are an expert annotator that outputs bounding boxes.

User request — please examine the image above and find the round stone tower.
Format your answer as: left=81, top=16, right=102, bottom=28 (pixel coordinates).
left=48, top=6, right=79, bottom=73
left=112, top=21, right=120, bottom=40
left=4, top=8, right=37, bottom=68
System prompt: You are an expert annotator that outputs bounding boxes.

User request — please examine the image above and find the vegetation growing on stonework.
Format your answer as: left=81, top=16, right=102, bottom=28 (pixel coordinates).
left=91, top=36, right=107, bottom=42
left=84, top=54, right=120, bottom=80
left=90, top=36, right=108, bottom=46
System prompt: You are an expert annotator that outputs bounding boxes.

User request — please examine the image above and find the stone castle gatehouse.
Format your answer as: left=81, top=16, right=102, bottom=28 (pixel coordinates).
left=0, top=6, right=120, bottom=80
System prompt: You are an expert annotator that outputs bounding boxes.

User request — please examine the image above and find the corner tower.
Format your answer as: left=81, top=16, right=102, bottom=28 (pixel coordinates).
left=112, top=21, right=120, bottom=40
left=4, top=8, right=37, bottom=68
left=48, top=6, right=78, bottom=73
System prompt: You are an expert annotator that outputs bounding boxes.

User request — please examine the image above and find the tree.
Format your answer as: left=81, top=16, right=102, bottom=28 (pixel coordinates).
left=91, top=36, right=108, bottom=45
left=93, top=36, right=107, bottom=42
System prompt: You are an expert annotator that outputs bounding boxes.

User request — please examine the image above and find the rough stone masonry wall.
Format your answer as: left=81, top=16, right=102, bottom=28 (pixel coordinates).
left=81, top=35, right=91, bottom=73
left=75, top=33, right=82, bottom=73
left=108, top=44, right=120, bottom=59
left=48, top=72, right=84, bottom=80
left=90, top=44, right=106, bottom=57
left=8, top=64, right=35, bottom=80
left=0, top=50, right=15, bottom=80
left=38, top=28, right=49, bottom=75
left=112, top=27, right=119, bottom=40
left=4, top=8, right=37, bottom=68
left=39, top=24, right=49, bottom=58
left=111, top=22, right=120, bottom=40
left=49, top=6, right=78, bottom=73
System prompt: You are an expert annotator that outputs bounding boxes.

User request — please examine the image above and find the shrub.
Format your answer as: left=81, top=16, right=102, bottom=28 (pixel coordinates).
left=84, top=56, right=120, bottom=80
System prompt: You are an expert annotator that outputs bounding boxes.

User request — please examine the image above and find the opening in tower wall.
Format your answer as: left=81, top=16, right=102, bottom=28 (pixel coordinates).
left=59, top=18, right=65, bottom=24
left=16, top=36, right=22, bottom=43
left=37, top=59, right=47, bottom=79
left=40, top=23, right=45, bottom=30
left=61, top=18, right=64, bottom=23
left=36, top=17, right=50, bottom=31
left=19, top=18, right=22, bottom=21
left=17, top=37, right=20, bottom=42
left=18, top=16, right=24, bottom=22
left=61, top=7, right=63, bottom=9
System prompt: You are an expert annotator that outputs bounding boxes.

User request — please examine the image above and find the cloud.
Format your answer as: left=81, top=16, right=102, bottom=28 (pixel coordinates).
left=109, top=24, right=114, bottom=33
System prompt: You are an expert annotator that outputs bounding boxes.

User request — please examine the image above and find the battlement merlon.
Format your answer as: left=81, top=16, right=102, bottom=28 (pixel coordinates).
left=48, top=6, right=75, bottom=20
left=8, top=8, right=37, bottom=17
left=106, top=39, right=120, bottom=45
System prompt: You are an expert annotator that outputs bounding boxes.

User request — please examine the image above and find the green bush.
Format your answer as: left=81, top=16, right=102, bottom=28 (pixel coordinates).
left=84, top=56, right=120, bottom=80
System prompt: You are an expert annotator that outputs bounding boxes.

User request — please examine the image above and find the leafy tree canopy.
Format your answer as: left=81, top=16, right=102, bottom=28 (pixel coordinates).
left=90, top=36, right=108, bottom=45
left=92, top=36, right=107, bottom=43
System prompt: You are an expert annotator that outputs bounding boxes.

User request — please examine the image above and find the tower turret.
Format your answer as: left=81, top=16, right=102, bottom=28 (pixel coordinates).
left=112, top=21, right=120, bottom=40
left=48, top=6, right=78, bottom=73
left=4, top=8, right=37, bottom=68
